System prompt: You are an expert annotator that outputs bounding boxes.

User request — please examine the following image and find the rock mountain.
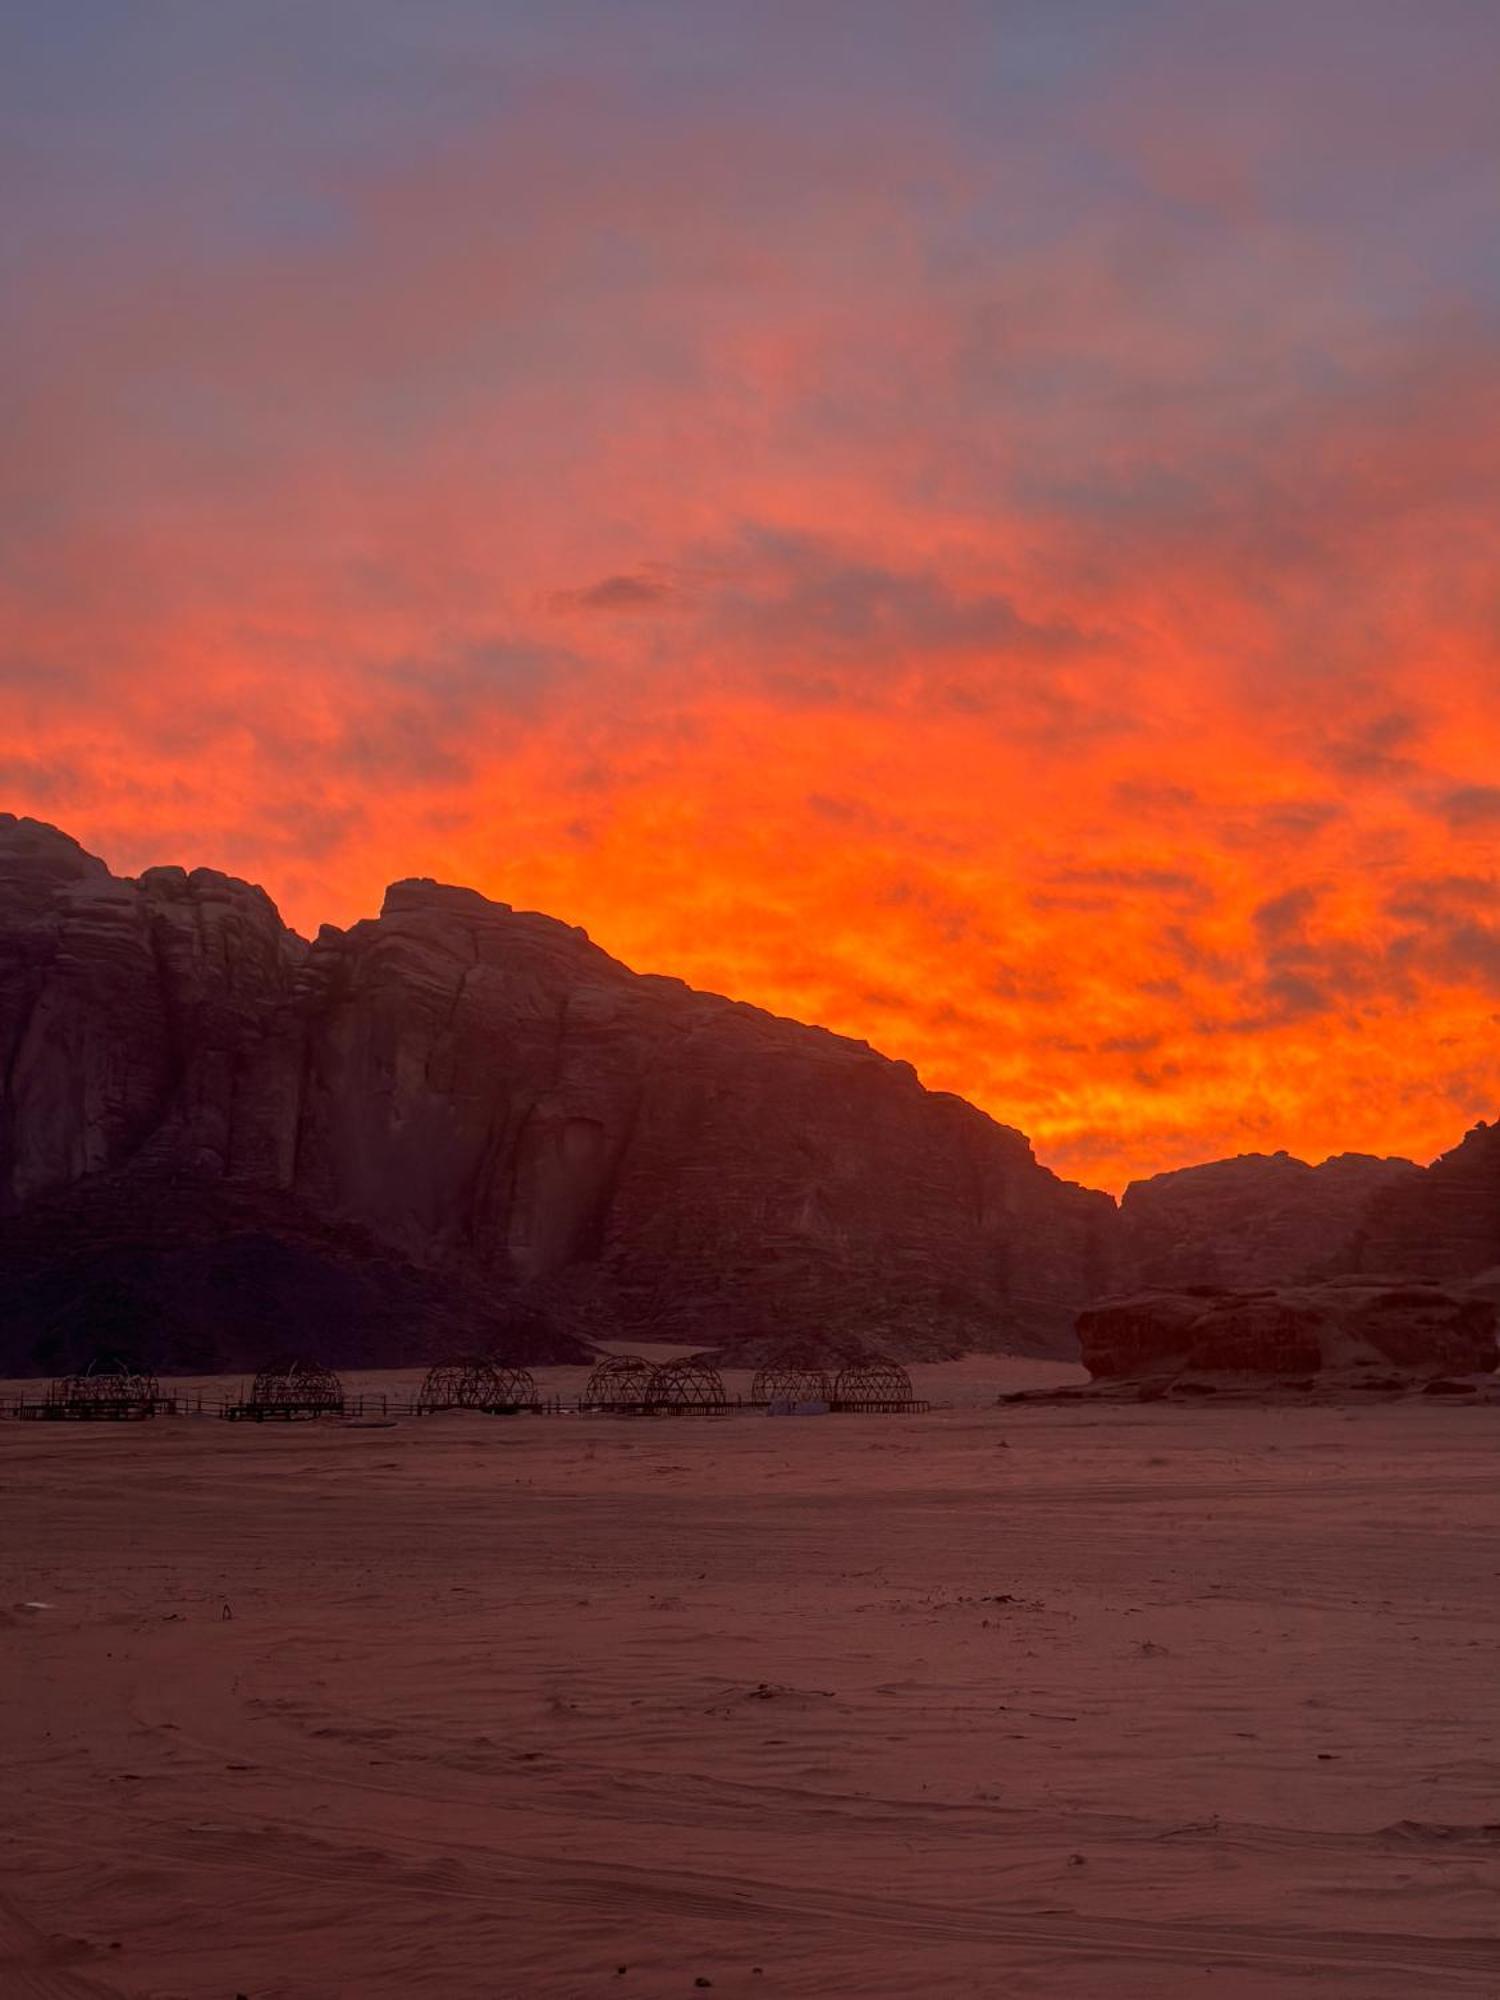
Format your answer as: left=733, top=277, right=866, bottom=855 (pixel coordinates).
left=7, top=814, right=1497, bottom=1379
left=1342, top=1119, right=1500, bottom=1289
left=1117, top=1150, right=1424, bottom=1291
left=0, top=816, right=1114, bottom=1375
left=1115, top=1133, right=1500, bottom=1299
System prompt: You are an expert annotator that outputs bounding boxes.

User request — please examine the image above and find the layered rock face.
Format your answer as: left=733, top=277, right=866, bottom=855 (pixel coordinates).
left=1343, top=1121, right=1500, bottom=1287
left=0, top=816, right=1114, bottom=1373
left=1117, top=1150, right=1422, bottom=1290
left=1120, top=1152, right=1424, bottom=1288
left=1079, top=1279, right=1498, bottom=1384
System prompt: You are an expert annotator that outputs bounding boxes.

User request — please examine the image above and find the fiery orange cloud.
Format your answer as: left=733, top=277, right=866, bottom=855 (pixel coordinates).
left=3, top=6, right=1498, bottom=1192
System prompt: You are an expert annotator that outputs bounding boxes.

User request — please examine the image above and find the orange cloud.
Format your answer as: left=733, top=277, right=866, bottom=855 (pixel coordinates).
left=3, top=14, right=1499, bottom=1192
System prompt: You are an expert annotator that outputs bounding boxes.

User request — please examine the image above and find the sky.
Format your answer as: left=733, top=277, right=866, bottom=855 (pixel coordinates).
left=3, top=0, right=1499, bottom=1192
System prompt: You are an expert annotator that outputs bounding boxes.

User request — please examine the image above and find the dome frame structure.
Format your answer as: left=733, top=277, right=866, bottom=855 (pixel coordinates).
left=649, top=1356, right=727, bottom=1412
left=44, top=1361, right=162, bottom=1420
left=831, top=1359, right=921, bottom=1412
left=231, top=1358, right=345, bottom=1421
left=750, top=1363, right=831, bottom=1407
left=417, top=1358, right=540, bottom=1413
left=580, top=1353, right=657, bottom=1413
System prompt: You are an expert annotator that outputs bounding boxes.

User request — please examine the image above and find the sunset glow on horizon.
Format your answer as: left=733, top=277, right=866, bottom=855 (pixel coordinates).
left=5, top=2, right=1499, bottom=1193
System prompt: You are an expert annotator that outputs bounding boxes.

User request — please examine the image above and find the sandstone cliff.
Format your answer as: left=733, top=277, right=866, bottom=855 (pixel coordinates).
left=1078, top=1278, right=1498, bottom=1385
left=1117, top=1150, right=1422, bottom=1291
left=0, top=816, right=1114, bottom=1374
left=1342, top=1121, right=1500, bottom=1287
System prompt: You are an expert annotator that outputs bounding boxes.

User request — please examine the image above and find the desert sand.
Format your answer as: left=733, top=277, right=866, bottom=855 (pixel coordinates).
left=3, top=1361, right=1499, bottom=1998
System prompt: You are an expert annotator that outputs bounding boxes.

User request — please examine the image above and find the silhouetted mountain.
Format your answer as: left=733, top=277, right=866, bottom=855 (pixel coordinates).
left=1340, top=1120, right=1500, bottom=1288
left=1117, top=1150, right=1423, bottom=1291
left=0, top=815, right=1113, bottom=1374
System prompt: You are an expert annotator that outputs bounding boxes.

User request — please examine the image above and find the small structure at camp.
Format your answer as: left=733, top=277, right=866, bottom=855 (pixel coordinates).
left=416, top=1358, right=539, bottom=1413
left=579, top=1354, right=657, bottom=1413
left=831, top=1359, right=925, bottom=1412
left=31, top=1362, right=162, bottom=1421
left=750, top=1363, right=832, bottom=1407
left=650, top=1356, right=727, bottom=1412
left=495, top=1365, right=540, bottom=1407
left=227, top=1359, right=345, bottom=1421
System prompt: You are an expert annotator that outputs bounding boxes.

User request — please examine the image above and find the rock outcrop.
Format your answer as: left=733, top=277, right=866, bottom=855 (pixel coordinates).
left=1078, top=1278, right=1498, bottom=1384
left=1342, top=1121, right=1500, bottom=1287
left=1118, top=1151, right=1422, bottom=1291
left=0, top=815, right=1115, bottom=1374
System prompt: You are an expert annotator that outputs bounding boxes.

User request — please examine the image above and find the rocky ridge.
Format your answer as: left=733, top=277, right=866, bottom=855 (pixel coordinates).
left=0, top=816, right=1113, bottom=1374
left=1342, top=1120, right=1500, bottom=1288
left=1117, top=1150, right=1424, bottom=1291
left=1078, top=1278, right=1498, bottom=1388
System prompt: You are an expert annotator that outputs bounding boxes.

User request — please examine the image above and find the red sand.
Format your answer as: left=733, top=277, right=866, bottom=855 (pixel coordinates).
left=3, top=1361, right=1499, bottom=1997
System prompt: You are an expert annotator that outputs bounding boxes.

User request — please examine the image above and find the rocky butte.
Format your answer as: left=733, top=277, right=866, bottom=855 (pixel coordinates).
left=0, top=816, right=1115, bottom=1375
left=1342, top=1119, right=1500, bottom=1290
left=1116, top=1150, right=1424, bottom=1291
left=1077, top=1278, right=1498, bottom=1391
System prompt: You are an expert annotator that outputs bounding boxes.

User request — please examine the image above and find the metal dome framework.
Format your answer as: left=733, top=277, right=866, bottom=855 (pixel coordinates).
left=235, top=1359, right=345, bottom=1420
left=750, top=1364, right=831, bottom=1407
left=44, top=1361, right=162, bottom=1420
left=417, top=1359, right=539, bottom=1413
left=580, top=1354, right=658, bottom=1412
left=650, top=1357, right=727, bottom=1412
left=496, top=1365, right=539, bottom=1405
left=832, top=1359, right=919, bottom=1412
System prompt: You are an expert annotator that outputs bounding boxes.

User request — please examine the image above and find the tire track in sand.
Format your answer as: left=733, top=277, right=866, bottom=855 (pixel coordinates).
left=0, top=1886, right=124, bottom=2000
left=13, top=1808, right=1500, bottom=1990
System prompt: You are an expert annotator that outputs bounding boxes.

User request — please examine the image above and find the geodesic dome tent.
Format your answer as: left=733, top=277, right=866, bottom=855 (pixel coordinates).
left=750, top=1364, right=831, bottom=1406
left=416, top=1361, right=472, bottom=1412
left=832, top=1359, right=916, bottom=1410
left=45, top=1361, right=161, bottom=1419
left=246, top=1358, right=344, bottom=1417
left=417, top=1359, right=539, bottom=1412
left=580, top=1354, right=657, bottom=1412
left=491, top=1364, right=540, bottom=1407
left=649, top=1357, right=727, bottom=1411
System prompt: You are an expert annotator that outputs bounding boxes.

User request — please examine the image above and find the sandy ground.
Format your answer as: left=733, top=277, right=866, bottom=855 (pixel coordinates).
left=2, top=1359, right=1499, bottom=1999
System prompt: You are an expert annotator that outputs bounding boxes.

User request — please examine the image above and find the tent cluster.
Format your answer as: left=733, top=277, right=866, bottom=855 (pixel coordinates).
left=416, top=1358, right=540, bottom=1413
left=10, top=1350, right=925, bottom=1423
left=582, top=1354, right=922, bottom=1414
left=580, top=1354, right=727, bottom=1413
left=751, top=1358, right=917, bottom=1410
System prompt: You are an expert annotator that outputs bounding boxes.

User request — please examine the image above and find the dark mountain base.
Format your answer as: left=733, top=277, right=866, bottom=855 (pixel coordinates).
left=0, top=1172, right=589, bottom=1377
